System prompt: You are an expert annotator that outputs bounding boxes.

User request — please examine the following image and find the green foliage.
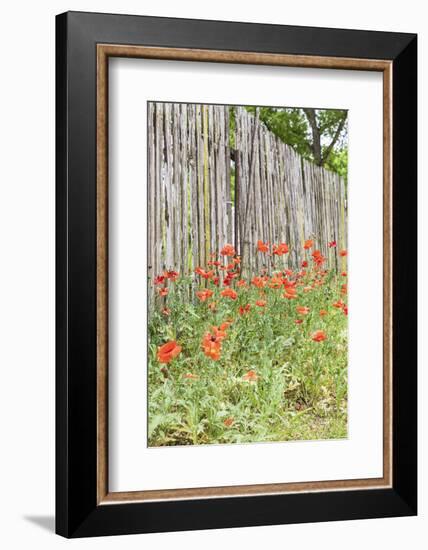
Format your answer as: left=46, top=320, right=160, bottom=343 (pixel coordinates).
left=246, top=106, right=312, bottom=158
left=324, top=148, right=348, bottom=182
left=317, top=109, right=348, bottom=147
left=148, top=267, right=348, bottom=447
left=229, top=105, right=236, bottom=150
left=244, top=106, right=348, bottom=180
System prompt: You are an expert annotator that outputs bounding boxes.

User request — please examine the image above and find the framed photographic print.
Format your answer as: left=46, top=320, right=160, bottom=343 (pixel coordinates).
left=56, top=11, right=417, bottom=538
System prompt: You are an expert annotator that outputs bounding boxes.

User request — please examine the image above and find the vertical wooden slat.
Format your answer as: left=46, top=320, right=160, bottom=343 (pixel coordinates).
left=208, top=105, right=216, bottom=255
left=189, top=104, right=199, bottom=272
left=179, top=104, right=188, bottom=276
left=202, top=105, right=210, bottom=263
left=163, top=103, right=174, bottom=269
left=196, top=106, right=205, bottom=270
left=154, top=103, right=163, bottom=279
left=172, top=103, right=181, bottom=271
left=224, top=106, right=233, bottom=246
left=147, top=102, right=155, bottom=292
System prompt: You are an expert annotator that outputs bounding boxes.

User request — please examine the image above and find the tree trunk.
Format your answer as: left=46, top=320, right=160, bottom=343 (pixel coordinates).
left=303, top=108, right=322, bottom=166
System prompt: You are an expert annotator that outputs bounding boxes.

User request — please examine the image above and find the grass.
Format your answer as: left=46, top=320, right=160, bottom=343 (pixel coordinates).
left=148, top=245, right=348, bottom=447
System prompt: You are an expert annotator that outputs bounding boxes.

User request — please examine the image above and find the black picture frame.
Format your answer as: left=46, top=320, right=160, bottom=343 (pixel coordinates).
left=56, top=10, right=417, bottom=538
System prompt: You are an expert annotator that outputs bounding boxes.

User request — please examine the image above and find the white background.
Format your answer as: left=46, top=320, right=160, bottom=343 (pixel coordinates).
left=0, top=1, right=425, bottom=549
left=110, top=60, right=383, bottom=491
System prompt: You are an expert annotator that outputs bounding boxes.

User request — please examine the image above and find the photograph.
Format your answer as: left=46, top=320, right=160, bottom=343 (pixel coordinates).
left=147, top=102, right=349, bottom=446
left=0, top=1, right=419, bottom=544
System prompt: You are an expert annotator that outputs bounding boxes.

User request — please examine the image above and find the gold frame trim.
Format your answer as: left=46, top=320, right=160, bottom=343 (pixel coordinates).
left=96, top=44, right=393, bottom=505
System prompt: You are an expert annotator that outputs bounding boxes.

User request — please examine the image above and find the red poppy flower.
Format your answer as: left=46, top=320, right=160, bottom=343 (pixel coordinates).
left=343, top=306, right=348, bottom=315
left=194, top=266, right=214, bottom=279
left=251, top=276, right=266, bottom=288
left=268, top=276, right=282, bottom=289
left=272, top=243, right=289, bottom=256
left=154, top=275, right=165, bottom=285
left=311, top=249, right=326, bottom=266
left=339, top=249, right=348, bottom=257
left=304, top=239, right=314, bottom=250
left=221, top=288, right=238, bottom=300
left=296, top=306, right=310, bottom=315
left=237, top=279, right=247, bottom=288
left=341, top=271, right=347, bottom=277
left=238, top=304, right=251, bottom=315
left=203, top=343, right=221, bottom=360
left=333, top=299, right=345, bottom=309
left=210, top=325, right=228, bottom=341
left=242, top=370, right=258, bottom=382
left=212, top=276, right=220, bottom=286
left=164, top=270, right=179, bottom=281
left=196, top=289, right=214, bottom=302
left=341, top=284, right=347, bottom=295
left=328, top=241, right=337, bottom=248
left=257, top=240, right=269, bottom=253
left=162, top=307, right=171, bottom=316
left=283, top=287, right=297, bottom=299
left=295, top=319, right=303, bottom=325
left=202, top=332, right=222, bottom=360
left=319, top=309, right=328, bottom=317
left=223, top=417, right=234, bottom=427
left=157, top=341, right=182, bottom=363
left=203, top=329, right=223, bottom=343
left=158, top=287, right=169, bottom=297
left=225, top=271, right=239, bottom=281
left=311, top=330, right=327, bottom=342
left=255, top=300, right=267, bottom=307
left=220, top=244, right=236, bottom=257
left=301, top=260, right=308, bottom=268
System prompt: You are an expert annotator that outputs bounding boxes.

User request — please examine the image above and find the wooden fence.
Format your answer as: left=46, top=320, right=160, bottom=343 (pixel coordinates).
left=147, top=102, right=347, bottom=285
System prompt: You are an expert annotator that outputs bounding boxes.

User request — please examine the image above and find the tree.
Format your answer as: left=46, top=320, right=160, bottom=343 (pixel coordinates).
left=245, top=106, right=348, bottom=179
left=302, top=108, right=347, bottom=167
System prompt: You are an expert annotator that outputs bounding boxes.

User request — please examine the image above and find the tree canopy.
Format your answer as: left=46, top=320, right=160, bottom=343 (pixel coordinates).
left=245, top=106, right=348, bottom=180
